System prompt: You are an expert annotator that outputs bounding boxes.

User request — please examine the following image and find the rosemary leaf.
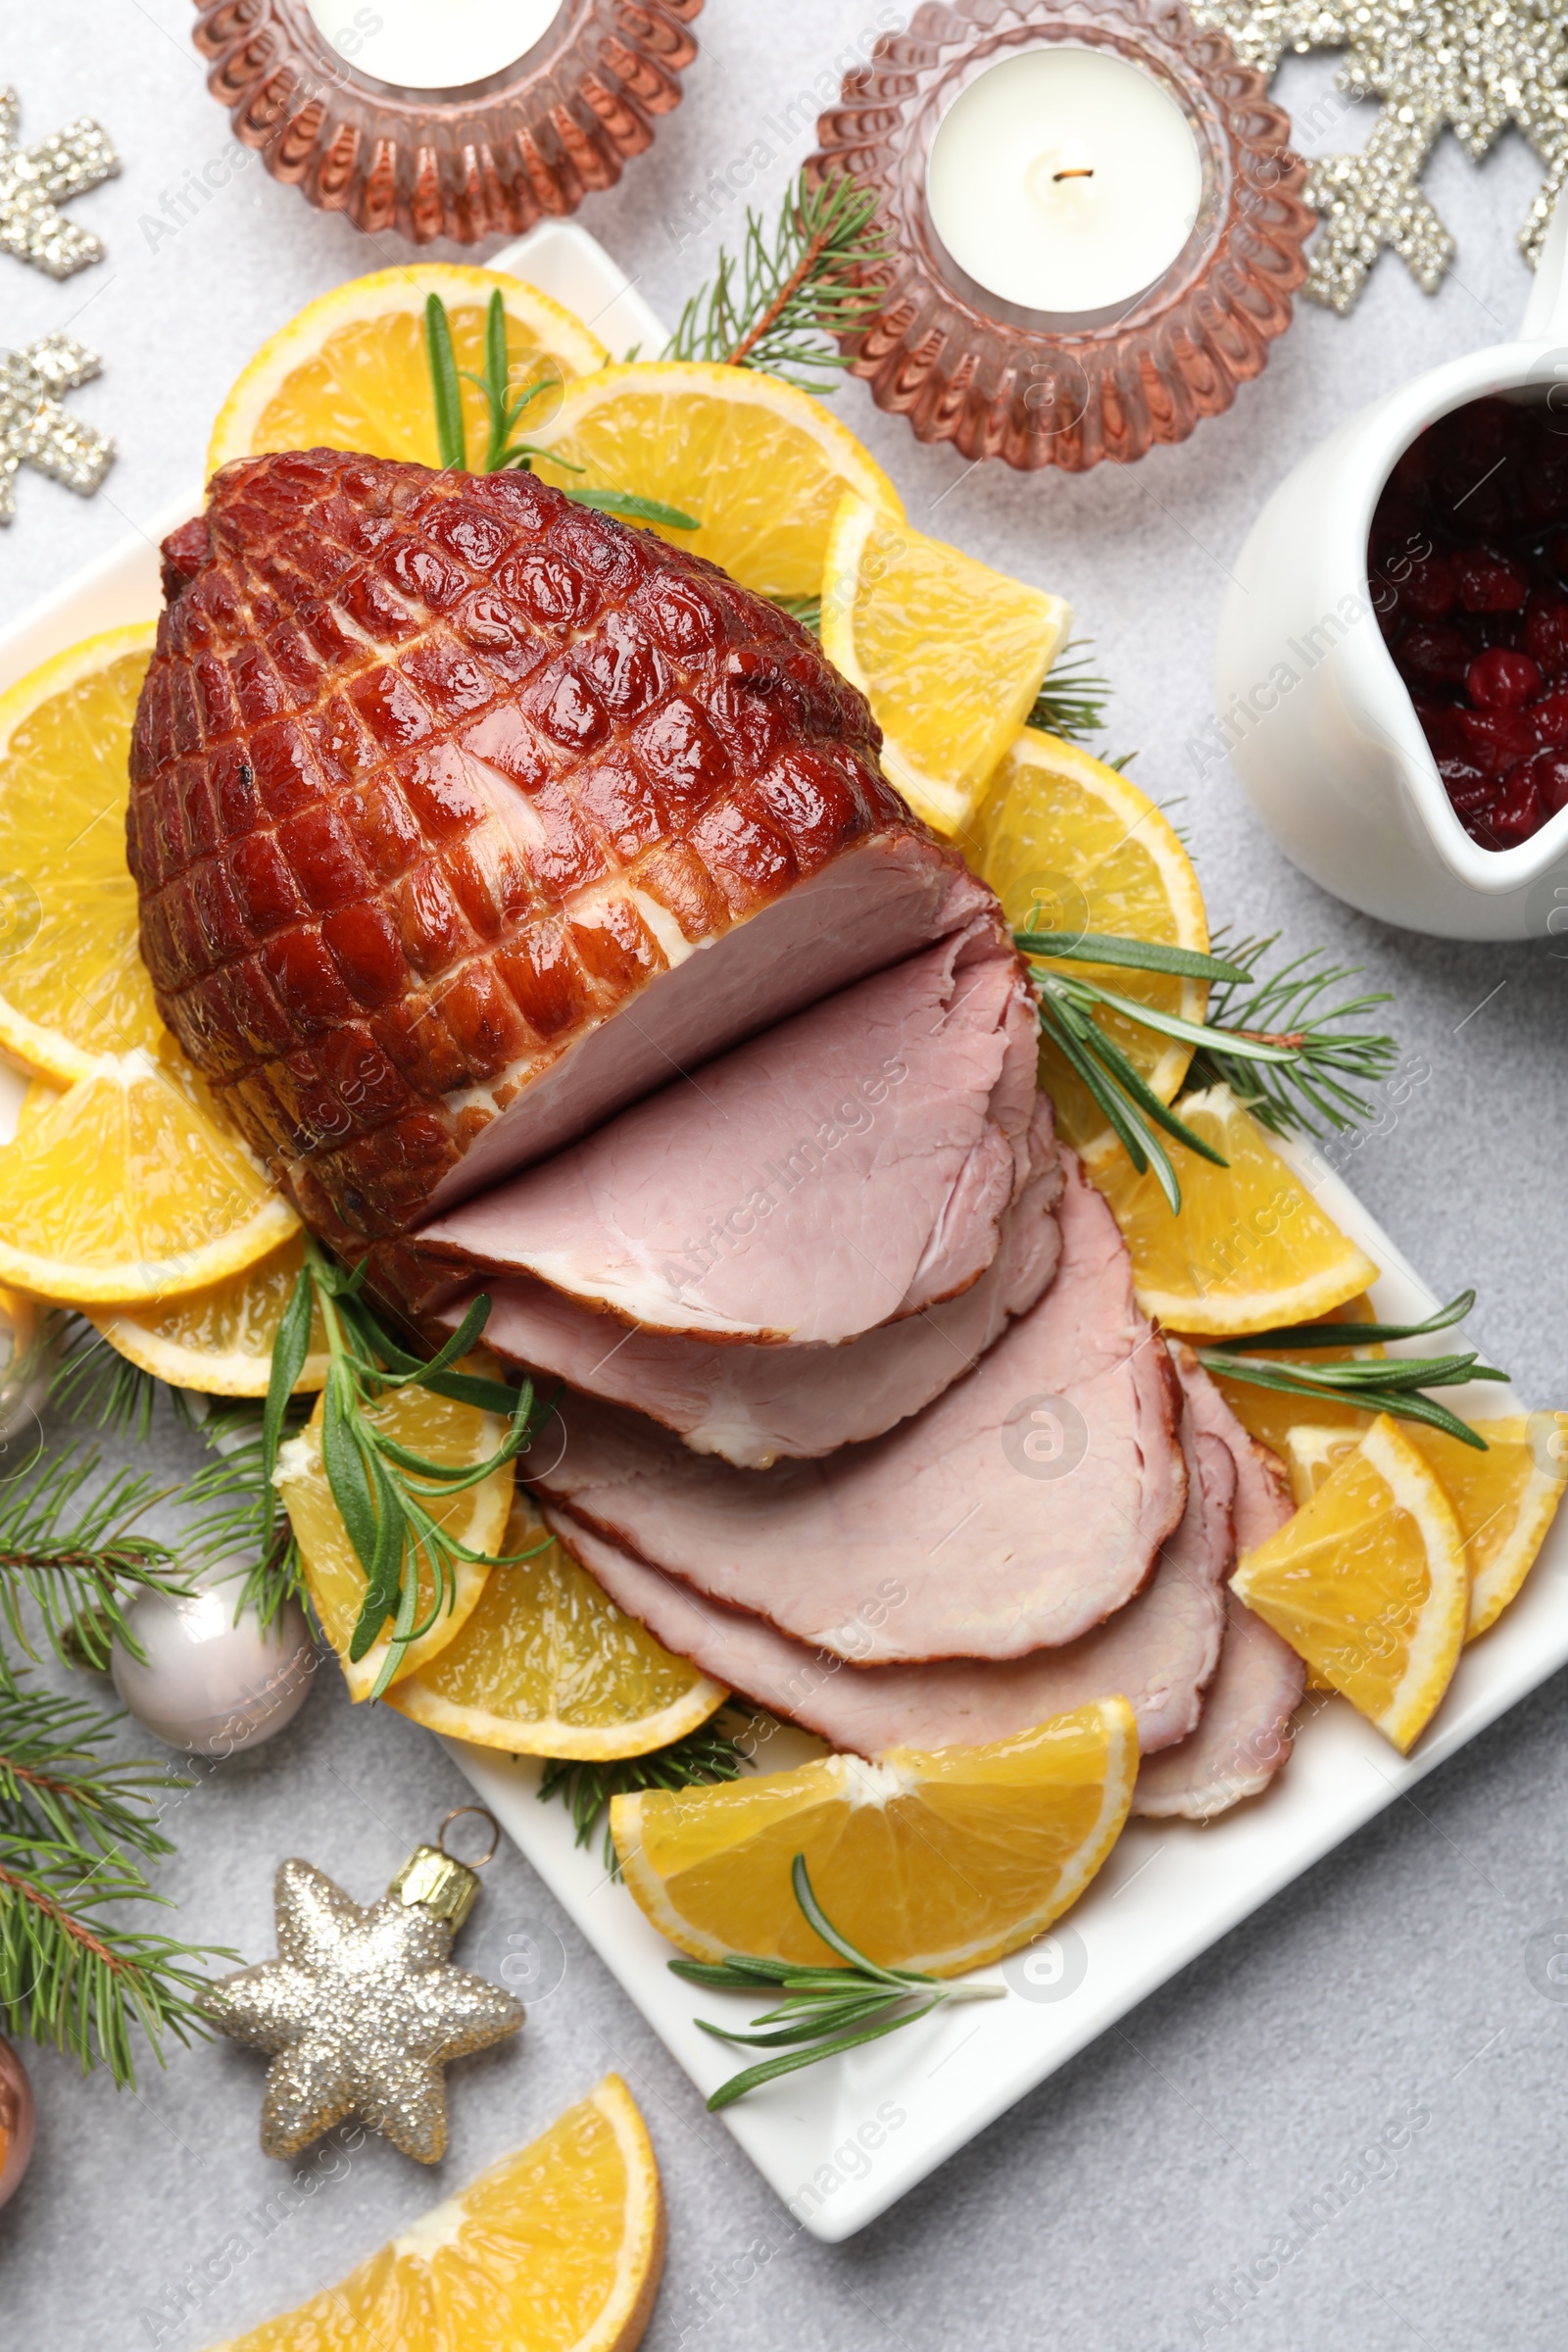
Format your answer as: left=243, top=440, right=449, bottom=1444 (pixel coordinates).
left=423, top=294, right=466, bottom=469
left=676, top=1857, right=1004, bottom=2110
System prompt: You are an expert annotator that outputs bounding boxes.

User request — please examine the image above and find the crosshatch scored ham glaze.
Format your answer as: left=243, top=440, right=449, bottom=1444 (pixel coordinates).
left=128, top=449, right=989, bottom=1244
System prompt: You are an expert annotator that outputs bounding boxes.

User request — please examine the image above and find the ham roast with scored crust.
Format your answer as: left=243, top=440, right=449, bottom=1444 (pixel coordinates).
left=128, top=449, right=987, bottom=1245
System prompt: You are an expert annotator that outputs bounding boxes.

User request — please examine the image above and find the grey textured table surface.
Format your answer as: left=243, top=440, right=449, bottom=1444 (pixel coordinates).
left=4, top=6, right=1568, bottom=2348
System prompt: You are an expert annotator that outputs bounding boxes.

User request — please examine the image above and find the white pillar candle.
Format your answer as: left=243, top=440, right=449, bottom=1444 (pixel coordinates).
left=926, top=46, right=1203, bottom=316
left=306, top=0, right=562, bottom=91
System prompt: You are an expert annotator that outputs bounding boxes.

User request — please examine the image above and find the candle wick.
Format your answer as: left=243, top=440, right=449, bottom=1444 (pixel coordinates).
left=1053, top=168, right=1095, bottom=181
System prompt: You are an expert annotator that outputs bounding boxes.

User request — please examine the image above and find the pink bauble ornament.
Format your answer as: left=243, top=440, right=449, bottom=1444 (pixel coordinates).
left=112, top=1570, right=315, bottom=1757
left=0, top=2036, right=34, bottom=2211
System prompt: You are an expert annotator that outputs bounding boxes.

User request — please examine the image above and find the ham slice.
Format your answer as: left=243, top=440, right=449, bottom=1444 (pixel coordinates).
left=524, top=1150, right=1187, bottom=1662
left=439, top=1100, right=1062, bottom=1467
left=1133, top=1590, right=1305, bottom=1820
left=1134, top=1348, right=1304, bottom=1819
left=412, top=914, right=1038, bottom=1341
left=544, top=1381, right=1227, bottom=1754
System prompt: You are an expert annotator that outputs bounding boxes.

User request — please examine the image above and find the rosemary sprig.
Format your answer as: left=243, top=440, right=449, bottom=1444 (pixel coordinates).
left=424, top=290, right=699, bottom=529
left=261, top=1237, right=552, bottom=1697
left=539, top=1716, right=752, bottom=1876
left=1027, top=641, right=1111, bottom=744
left=665, top=170, right=893, bottom=394
left=1199, top=1292, right=1506, bottom=1449
left=672, top=1855, right=1004, bottom=2110
left=1015, top=928, right=1400, bottom=1212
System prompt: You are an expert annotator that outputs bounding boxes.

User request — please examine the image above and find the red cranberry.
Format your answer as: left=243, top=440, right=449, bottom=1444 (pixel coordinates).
left=1390, top=433, right=1437, bottom=495
left=1550, top=528, right=1568, bottom=586
left=1515, top=746, right=1568, bottom=817
left=1397, top=622, right=1471, bottom=689
left=1456, top=548, right=1529, bottom=612
left=1481, top=761, right=1546, bottom=846
left=1467, top=648, right=1543, bottom=708
left=1413, top=701, right=1465, bottom=761
left=1455, top=706, right=1538, bottom=772
left=1370, top=494, right=1424, bottom=554
left=1531, top=690, right=1568, bottom=746
left=1524, top=597, right=1568, bottom=675
left=1400, top=552, right=1459, bottom=619
left=1375, top=597, right=1402, bottom=645
left=1437, top=758, right=1496, bottom=814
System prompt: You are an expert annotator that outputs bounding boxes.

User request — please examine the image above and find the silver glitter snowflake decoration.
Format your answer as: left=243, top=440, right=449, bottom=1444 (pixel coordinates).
left=0, top=85, right=118, bottom=278
left=0, top=336, right=115, bottom=525
left=1190, top=0, right=1568, bottom=313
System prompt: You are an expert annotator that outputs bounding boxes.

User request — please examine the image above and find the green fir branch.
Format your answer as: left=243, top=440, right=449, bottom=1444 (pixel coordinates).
left=180, top=1400, right=307, bottom=1634
left=1026, top=642, right=1111, bottom=744
left=48, top=1322, right=189, bottom=1443
left=1188, top=932, right=1400, bottom=1137
left=0, top=1450, right=189, bottom=1681
left=673, top=1855, right=1004, bottom=2109
left=539, top=1716, right=753, bottom=1876
left=0, top=1678, right=231, bottom=2083
left=665, top=170, right=893, bottom=393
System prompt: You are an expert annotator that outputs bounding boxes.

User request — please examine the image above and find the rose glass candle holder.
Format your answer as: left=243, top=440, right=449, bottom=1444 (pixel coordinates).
left=808, top=0, right=1315, bottom=471
left=191, top=0, right=703, bottom=245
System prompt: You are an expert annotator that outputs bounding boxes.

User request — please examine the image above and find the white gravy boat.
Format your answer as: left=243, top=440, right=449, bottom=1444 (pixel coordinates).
left=1212, top=190, right=1568, bottom=940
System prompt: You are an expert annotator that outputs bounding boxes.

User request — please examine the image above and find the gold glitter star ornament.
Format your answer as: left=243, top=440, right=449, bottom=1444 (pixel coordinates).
left=201, top=1811, right=523, bottom=2163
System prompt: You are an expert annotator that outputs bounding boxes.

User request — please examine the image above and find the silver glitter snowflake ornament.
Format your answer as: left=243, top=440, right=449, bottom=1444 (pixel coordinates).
left=0, top=86, right=118, bottom=279
left=0, top=336, right=115, bottom=525
left=1189, top=0, right=1568, bottom=313
left=201, top=1826, right=523, bottom=2164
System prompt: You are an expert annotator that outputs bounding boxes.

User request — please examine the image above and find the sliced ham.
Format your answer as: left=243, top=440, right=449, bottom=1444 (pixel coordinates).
left=440, top=1100, right=1062, bottom=1467
left=1173, top=1344, right=1294, bottom=1550
left=524, top=1150, right=1187, bottom=1663
left=1133, top=1590, right=1305, bottom=1820
left=412, top=914, right=1038, bottom=1340
left=544, top=1380, right=1227, bottom=1754
left=1134, top=1347, right=1303, bottom=1820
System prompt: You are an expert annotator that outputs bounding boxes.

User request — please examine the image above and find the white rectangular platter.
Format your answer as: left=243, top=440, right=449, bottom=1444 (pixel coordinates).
left=2, top=223, right=1562, bottom=2246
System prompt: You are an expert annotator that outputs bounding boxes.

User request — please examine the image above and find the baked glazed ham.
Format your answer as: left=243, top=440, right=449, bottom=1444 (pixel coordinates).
left=129, top=449, right=986, bottom=1243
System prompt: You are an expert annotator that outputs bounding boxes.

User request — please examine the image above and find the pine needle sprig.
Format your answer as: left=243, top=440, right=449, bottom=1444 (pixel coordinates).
left=424, top=290, right=699, bottom=529
left=261, top=1237, right=553, bottom=1696
left=1199, top=1292, right=1506, bottom=1450
left=180, top=1399, right=307, bottom=1633
left=665, top=171, right=894, bottom=393
left=1027, top=642, right=1112, bottom=744
left=672, top=1855, right=1004, bottom=2110
left=1014, top=927, right=1402, bottom=1211
left=0, top=1683, right=183, bottom=1859
left=538, top=1716, right=753, bottom=1876
left=0, top=1678, right=231, bottom=2082
left=48, top=1322, right=188, bottom=1443
left=0, top=1449, right=189, bottom=1681
left=1188, top=931, right=1400, bottom=1137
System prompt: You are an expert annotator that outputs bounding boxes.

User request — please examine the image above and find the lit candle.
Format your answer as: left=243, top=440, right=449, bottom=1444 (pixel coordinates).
left=305, top=0, right=562, bottom=90
left=926, top=47, right=1203, bottom=317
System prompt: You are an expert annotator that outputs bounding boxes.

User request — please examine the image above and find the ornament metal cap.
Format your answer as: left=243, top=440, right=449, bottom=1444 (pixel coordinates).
left=389, top=1806, right=500, bottom=1935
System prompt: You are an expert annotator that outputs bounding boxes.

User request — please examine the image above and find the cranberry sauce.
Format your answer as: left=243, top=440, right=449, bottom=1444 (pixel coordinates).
left=1370, top=394, right=1568, bottom=851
